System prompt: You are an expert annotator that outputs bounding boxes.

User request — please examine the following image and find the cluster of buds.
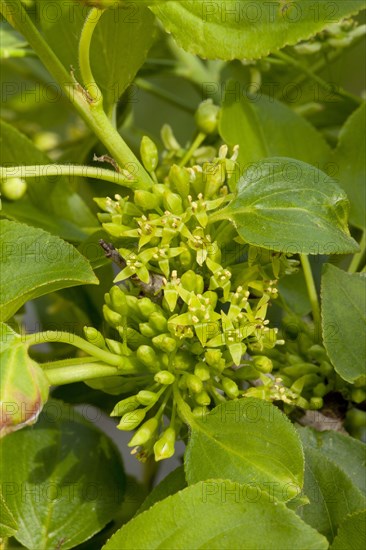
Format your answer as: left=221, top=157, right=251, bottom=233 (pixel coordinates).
left=87, top=123, right=311, bottom=460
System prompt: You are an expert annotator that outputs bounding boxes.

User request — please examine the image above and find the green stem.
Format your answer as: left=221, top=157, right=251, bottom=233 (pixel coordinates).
left=275, top=50, right=362, bottom=105
left=179, top=132, right=207, bottom=167
left=0, top=0, right=152, bottom=185
left=25, top=331, right=122, bottom=366
left=78, top=7, right=104, bottom=104
left=41, top=356, right=99, bottom=370
left=0, top=164, right=146, bottom=190
left=348, top=231, right=366, bottom=274
left=300, top=255, right=321, bottom=343
left=45, top=363, right=119, bottom=385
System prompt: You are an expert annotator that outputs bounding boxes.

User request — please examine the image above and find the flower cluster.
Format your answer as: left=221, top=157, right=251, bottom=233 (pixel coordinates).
left=81, top=120, right=308, bottom=460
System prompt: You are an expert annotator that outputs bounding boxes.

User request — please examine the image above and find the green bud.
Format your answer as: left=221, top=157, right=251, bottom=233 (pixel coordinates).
left=309, top=397, right=323, bottom=410
left=111, top=396, right=139, bottom=417
left=180, top=270, right=204, bottom=294
left=154, top=427, right=176, bottom=461
left=1, top=177, right=27, bottom=201
left=154, top=370, right=175, bottom=385
left=313, top=383, right=328, bottom=397
left=106, top=338, right=124, bottom=355
left=125, top=295, right=142, bottom=319
left=186, top=374, right=203, bottom=394
left=139, top=322, right=158, bottom=338
left=134, top=190, right=160, bottom=211
left=128, top=417, right=159, bottom=447
left=351, top=388, right=366, bottom=404
left=136, top=345, right=158, bottom=370
left=150, top=312, right=168, bottom=333
left=222, top=377, right=239, bottom=398
left=195, top=99, right=220, bottom=135
left=194, top=390, right=211, bottom=406
left=252, top=356, right=273, bottom=374
left=169, top=164, right=190, bottom=197
left=83, top=326, right=106, bottom=349
left=138, top=297, right=159, bottom=319
left=287, top=354, right=302, bottom=365
left=103, top=304, right=123, bottom=328
left=205, top=349, right=222, bottom=367
left=137, top=390, right=159, bottom=406
left=161, top=124, right=181, bottom=151
left=320, top=361, right=333, bottom=376
left=140, top=136, right=159, bottom=173
left=194, top=362, right=210, bottom=381
left=152, top=333, right=177, bottom=353
left=179, top=245, right=193, bottom=269
left=306, top=345, right=327, bottom=362
left=118, top=408, right=146, bottom=431
left=173, top=350, right=194, bottom=371
left=109, top=285, right=127, bottom=314
left=163, top=190, right=183, bottom=214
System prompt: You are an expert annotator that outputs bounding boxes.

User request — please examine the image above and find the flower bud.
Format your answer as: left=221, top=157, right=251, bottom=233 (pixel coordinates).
left=139, top=322, right=158, bottom=338
left=134, top=190, right=160, bottom=211
left=180, top=271, right=204, bottom=294
left=169, top=164, right=190, bottom=197
left=106, top=338, right=124, bottom=355
left=161, top=124, right=181, bottom=151
left=154, top=427, right=175, bottom=461
left=205, top=349, right=222, bottom=367
left=186, top=374, right=203, bottom=394
left=194, top=390, right=211, bottom=406
left=111, top=396, right=139, bottom=417
left=137, top=297, right=159, bottom=319
left=136, top=345, right=158, bottom=370
left=173, top=350, right=194, bottom=371
left=194, top=362, right=210, bottom=381
left=313, top=383, right=328, bottom=397
left=152, top=334, right=177, bottom=353
left=109, top=285, right=127, bottom=314
left=222, top=377, right=239, bottom=398
left=309, top=397, right=323, bottom=410
left=117, top=408, right=146, bottom=431
left=137, top=390, right=159, bottom=406
left=351, top=388, right=366, bottom=404
left=1, top=177, right=27, bottom=201
left=140, top=136, right=159, bottom=173
left=154, top=370, right=175, bottom=385
left=128, top=417, right=159, bottom=447
left=103, top=304, right=123, bottom=328
left=194, top=99, right=220, bottom=135
left=163, top=191, right=183, bottom=214
left=252, top=356, right=273, bottom=374
left=83, top=326, right=106, bottom=349
left=149, top=312, right=168, bottom=333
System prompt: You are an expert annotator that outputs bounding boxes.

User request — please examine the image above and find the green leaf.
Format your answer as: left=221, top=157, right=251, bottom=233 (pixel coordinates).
left=185, top=398, right=304, bottom=502
left=137, top=466, right=186, bottom=514
left=321, top=264, right=366, bottom=383
left=298, top=427, right=366, bottom=495
left=219, top=90, right=332, bottom=178
left=335, top=102, right=366, bottom=230
left=298, top=447, right=366, bottom=542
left=151, top=1, right=366, bottom=60
left=278, top=269, right=312, bottom=316
left=0, top=492, right=17, bottom=539
left=0, top=219, right=98, bottom=321
left=0, top=323, right=49, bottom=436
left=0, top=120, right=97, bottom=240
left=0, top=399, right=126, bottom=550
left=36, top=0, right=156, bottom=107
left=331, top=510, right=366, bottom=550
left=103, top=479, right=328, bottom=550
left=214, top=157, right=358, bottom=255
